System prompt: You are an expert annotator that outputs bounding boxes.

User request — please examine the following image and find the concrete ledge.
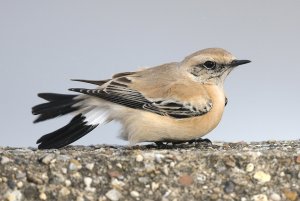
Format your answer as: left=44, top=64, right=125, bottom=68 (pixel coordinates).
left=1, top=141, right=300, bottom=201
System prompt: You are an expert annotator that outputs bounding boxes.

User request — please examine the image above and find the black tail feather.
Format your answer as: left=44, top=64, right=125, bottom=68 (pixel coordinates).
left=32, top=93, right=82, bottom=123
left=38, top=93, right=77, bottom=102
left=71, top=79, right=110, bottom=86
left=37, top=114, right=98, bottom=149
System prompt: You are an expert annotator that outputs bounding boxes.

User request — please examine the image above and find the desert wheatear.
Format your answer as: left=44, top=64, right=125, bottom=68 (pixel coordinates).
left=32, top=48, right=250, bottom=149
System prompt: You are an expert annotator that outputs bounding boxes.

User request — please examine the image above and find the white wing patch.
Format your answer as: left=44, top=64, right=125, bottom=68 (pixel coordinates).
left=83, top=107, right=110, bottom=126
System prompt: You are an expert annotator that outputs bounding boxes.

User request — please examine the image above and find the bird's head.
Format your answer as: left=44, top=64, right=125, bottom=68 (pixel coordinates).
left=180, top=48, right=251, bottom=86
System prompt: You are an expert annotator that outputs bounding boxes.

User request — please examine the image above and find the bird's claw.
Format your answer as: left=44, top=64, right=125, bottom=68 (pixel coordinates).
left=154, top=138, right=212, bottom=148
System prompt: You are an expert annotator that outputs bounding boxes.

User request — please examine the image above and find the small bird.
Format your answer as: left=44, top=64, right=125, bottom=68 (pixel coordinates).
left=32, top=48, right=250, bottom=149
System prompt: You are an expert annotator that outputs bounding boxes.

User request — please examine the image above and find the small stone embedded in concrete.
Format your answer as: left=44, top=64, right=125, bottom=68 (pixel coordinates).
left=295, top=155, right=300, bottom=164
left=5, top=190, right=22, bottom=201
left=135, top=154, right=144, bottom=162
left=283, top=189, right=298, bottom=201
left=7, top=180, right=16, bottom=189
left=251, top=194, right=268, bottom=201
left=162, top=165, right=169, bottom=176
left=212, top=187, right=221, bottom=194
left=111, top=178, right=125, bottom=189
left=76, top=196, right=84, bottom=201
left=65, top=179, right=71, bottom=187
left=84, top=177, right=92, bottom=187
left=138, top=177, right=149, bottom=184
left=105, top=189, right=122, bottom=201
left=85, top=163, right=95, bottom=171
left=2, top=177, right=8, bottom=182
left=71, top=172, right=82, bottom=180
left=151, top=182, right=159, bottom=191
left=144, top=164, right=155, bottom=173
left=246, top=163, right=254, bottom=172
left=16, top=181, right=23, bottom=189
left=5, top=193, right=15, bottom=201
left=84, top=177, right=96, bottom=192
left=40, top=153, right=55, bottom=165
left=56, top=155, right=70, bottom=162
left=224, top=181, right=235, bottom=193
left=178, top=174, right=193, bottom=186
left=196, top=174, right=207, bottom=184
left=108, top=170, right=122, bottom=178
left=59, top=187, right=70, bottom=197
left=155, top=154, right=164, bottom=163
left=69, top=159, right=82, bottom=171
left=210, top=194, right=219, bottom=200
left=15, top=172, right=26, bottom=179
left=1, top=156, right=11, bottom=164
left=170, top=161, right=175, bottom=168
left=223, top=155, right=236, bottom=167
left=130, top=190, right=140, bottom=198
left=280, top=171, right=285, bottom=177
left=116, top=163, right=122, bottom=169
left=26, top=172, right=43, bottom=185
left=61, top=167, right=67, bottom=174
left=51, top=172, right=65, bottom=184
left=98, top=196, right=107, bottom=201
left=163, top=189, right=171, bottom=199
left=253, top=171, right=271, bottom=183
left=39, top=192, right=47, bottom=200
left=270, top=193, right=281, bottom=201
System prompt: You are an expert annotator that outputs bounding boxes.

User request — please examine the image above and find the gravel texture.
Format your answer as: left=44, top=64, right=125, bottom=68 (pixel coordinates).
left=0, top=140, right=300, bottom=201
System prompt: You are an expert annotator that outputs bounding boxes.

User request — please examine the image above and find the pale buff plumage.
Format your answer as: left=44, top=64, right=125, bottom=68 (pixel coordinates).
left=113, top=85, right=225, bottom=143
left=33, top=48, right=251, bottom=149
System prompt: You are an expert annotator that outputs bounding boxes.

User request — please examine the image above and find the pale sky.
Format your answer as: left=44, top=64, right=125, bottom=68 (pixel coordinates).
left=1, top=1, right=299, bottom=147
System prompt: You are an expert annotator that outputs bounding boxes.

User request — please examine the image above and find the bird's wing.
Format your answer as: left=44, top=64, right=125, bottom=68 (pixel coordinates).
left=70, top=73, right=212, bottom=119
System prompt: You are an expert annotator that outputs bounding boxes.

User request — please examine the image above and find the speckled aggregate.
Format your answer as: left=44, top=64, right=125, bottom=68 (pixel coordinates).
left=0, top=140, right=299, bottom=201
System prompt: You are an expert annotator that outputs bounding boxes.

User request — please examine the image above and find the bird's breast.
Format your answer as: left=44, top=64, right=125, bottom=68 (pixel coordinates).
left=177, top=84, right=225, bottom=136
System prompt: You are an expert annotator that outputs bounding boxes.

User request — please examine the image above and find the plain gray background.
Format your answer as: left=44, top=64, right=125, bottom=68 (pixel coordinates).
left=1, top=1, right=299, bottom=147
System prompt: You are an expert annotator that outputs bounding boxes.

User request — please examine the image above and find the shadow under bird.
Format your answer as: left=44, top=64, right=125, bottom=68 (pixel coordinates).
left=32, top=48, right=251, bottom=149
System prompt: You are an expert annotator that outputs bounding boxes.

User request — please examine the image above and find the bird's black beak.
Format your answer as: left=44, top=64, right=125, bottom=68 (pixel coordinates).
left=230, top=60, right=251, bottom=67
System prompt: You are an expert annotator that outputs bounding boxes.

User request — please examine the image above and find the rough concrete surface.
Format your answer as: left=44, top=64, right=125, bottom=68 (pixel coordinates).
left=0, top=140, right=300, bottom=201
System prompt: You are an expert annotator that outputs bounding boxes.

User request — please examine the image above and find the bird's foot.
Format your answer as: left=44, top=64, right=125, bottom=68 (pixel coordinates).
left=153, top=138, right=212, bottom=148
left=154, top=141, right=172, bottom=149
left=187, top=138, right=212, bottom=145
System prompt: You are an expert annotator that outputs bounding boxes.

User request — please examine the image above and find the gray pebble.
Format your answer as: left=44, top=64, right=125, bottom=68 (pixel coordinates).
left=69, top=159, right=82, bottom=171
left=130, top=190, right=140, bottom=198
left=4, top=189, right=22, bottom=201
left=105, top=189, right=122, bottom=201
left=7, top=180, right=16, bottom=190
left=39, top=153, right=55, bottom=164
left=270, top=193, right=281, bottom=201
left=1, top=156, right=11, bottom=164
left=224, top=181, right=235, bottom=193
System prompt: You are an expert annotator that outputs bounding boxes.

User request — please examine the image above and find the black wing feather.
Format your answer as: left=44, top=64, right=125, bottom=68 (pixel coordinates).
left=69, top=84, right=209, bottom=119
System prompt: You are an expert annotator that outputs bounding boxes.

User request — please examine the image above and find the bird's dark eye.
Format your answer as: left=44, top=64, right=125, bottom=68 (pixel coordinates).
left=203, top=61, right=216, bottom=69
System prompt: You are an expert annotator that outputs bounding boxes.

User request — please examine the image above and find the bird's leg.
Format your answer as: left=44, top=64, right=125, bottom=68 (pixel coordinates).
left=154, top=141, right=170, bottom=148
left=170, top=141, right=187, bottom=145
left=154, top=141, right=164, bottom=146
